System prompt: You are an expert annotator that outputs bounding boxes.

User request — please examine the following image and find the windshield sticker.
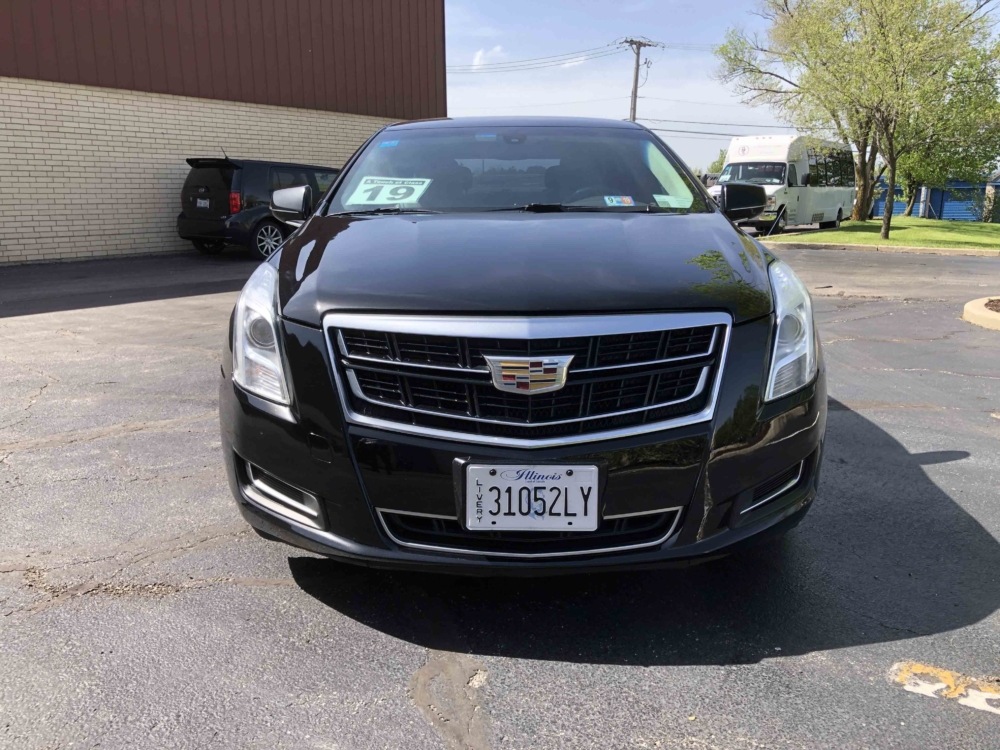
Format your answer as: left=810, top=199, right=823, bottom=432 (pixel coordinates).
left=345, top=177, right=433, bottom=206
left=379, top=140, right=399, bottom=148
left=603, top=196, right=635, bottom=207
left=653, top=194, right=694, bottom=209
left=475, top=133, right=497, bottom=141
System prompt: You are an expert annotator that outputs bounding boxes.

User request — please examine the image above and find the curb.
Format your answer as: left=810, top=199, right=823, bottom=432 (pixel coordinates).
left=761, top=241, right=1000, bottom=258
left=963, top=297, right=1000, bottom=331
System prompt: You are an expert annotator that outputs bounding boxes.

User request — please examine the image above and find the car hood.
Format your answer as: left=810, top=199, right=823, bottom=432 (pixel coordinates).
left=276, top=212, right=773, bottom=327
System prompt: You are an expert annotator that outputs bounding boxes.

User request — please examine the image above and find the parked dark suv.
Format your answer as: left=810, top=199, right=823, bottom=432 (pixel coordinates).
left=177, top=158, right=339, bottom=259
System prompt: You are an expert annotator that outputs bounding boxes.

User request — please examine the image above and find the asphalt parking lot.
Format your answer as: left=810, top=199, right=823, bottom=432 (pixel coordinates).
left=1, top=247, right=998, bottom=748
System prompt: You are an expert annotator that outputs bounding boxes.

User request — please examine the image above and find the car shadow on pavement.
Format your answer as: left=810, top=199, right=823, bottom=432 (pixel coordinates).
left=289, top=399, right=1000, bottom=666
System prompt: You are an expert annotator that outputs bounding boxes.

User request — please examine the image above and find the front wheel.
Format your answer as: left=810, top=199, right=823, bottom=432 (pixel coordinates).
left=819, top=209, right=842, bottom=230
left=767, top=212, right=787, bottom=235
left=251, top=221, right=285, bottom=260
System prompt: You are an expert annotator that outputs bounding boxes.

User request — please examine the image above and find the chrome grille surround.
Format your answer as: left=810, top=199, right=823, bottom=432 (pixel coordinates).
left=323, top=312, right=732, bottom=448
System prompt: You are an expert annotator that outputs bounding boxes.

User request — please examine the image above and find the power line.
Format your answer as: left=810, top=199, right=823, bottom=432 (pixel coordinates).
left=647, top=126, right=749, bottom=137
left=446, top=44, right=613, bottom=70
left=456, top=96, right=632, bottom=111
left=447, top=48, right=626, bottom=74
left=638, top=96, right=747, bottom=108
left=641, top=117, right=795, bottom=130
left=447, top=39, right=716, bottom=75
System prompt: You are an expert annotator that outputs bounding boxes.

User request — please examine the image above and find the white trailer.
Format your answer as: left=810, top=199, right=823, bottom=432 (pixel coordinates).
left=708, top=135, right=856, bottom=233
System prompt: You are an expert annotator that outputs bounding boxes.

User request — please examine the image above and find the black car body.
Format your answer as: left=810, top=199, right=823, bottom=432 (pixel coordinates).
left=219, top=117, right=826, bottom=574
left=177, top=158, right=339, bottom=259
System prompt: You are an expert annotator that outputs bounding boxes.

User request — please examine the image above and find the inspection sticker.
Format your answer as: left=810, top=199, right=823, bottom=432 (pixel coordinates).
left=344, top=176, right=432, bottom=206
left=603, top=196, right=635, bottom=207
left=379, top=140, right=399, bottom=148
left=653, top=193, right=693, bottom=209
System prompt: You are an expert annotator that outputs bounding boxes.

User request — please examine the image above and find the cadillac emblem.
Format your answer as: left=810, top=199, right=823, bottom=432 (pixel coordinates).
left=483, top=354, right=574, bottom=394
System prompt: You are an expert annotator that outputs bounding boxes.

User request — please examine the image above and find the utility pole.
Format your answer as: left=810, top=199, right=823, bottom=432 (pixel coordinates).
left=620, top=38, right=663, bottom=121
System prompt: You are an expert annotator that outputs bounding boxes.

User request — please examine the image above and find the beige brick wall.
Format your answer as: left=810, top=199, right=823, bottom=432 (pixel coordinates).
left=0, top=76, right=393, bottom=265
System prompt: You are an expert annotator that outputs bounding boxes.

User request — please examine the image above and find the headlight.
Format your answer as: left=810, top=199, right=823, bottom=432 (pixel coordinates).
left=233, top=263, right=290, bottom=404
left=765, top=260, right=817, bottom=401
left=766, top=195, right=776, bottom=210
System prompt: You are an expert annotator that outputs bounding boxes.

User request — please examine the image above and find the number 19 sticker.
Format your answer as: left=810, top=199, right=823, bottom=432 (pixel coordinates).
left=345, top=176, right=432, bottom=206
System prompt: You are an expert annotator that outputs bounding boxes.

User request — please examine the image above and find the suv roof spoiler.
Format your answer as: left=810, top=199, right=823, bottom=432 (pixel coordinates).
left=186, top=157, right=242, bottom=169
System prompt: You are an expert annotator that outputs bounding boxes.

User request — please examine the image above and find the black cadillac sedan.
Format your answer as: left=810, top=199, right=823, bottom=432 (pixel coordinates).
left=219, top=117, right=826, bottom=574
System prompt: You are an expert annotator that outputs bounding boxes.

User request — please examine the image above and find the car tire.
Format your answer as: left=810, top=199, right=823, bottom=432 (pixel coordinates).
left=768, top=212, right=786, bottom=235
left=192, top=239, right=224, bottom=255
left=819, top=209, right=842, bottom=230
left=252, top=221, right=285, bottom=260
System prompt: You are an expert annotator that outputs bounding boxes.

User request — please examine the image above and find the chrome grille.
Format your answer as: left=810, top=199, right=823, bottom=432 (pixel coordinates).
left=325, top=313, right=731, bottom=448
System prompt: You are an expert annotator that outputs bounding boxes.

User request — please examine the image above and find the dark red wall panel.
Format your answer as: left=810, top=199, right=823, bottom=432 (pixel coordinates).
left=0, top=0, right=445, bottom=119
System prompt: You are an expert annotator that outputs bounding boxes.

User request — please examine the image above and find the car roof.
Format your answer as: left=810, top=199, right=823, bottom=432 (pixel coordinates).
left=239, top=159, right=338, bottom=171
left=383, top=116, right=645, bottom=131
left=185, top=157, right=337, bottom=171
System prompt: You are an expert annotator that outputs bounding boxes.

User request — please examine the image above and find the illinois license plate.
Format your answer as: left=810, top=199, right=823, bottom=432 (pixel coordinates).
left=465, top=464, right=599, bottom=532
left=196, top=198, right=210, bottom=208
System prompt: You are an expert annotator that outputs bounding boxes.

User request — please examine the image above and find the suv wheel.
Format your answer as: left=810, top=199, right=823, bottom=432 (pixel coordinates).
left=192, top=239, right=224, bottom=255
left=253, top=221, right=284, bottom=260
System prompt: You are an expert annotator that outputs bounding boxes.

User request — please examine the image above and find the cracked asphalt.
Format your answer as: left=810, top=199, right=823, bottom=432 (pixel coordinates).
left=1, top=247, right=998, bottom=749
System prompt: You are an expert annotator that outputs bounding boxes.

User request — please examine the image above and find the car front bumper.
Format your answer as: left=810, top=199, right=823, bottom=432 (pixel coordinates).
left=219, top=315, right=828, bottom=574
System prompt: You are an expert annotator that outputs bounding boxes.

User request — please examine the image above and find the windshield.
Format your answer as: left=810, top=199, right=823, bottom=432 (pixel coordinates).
left=718, top=162, right=787, bottom=185
left=325, top=126, right=709, bottom=214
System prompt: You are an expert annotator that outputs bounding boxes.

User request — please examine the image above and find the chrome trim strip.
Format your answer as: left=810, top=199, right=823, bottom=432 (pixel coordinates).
left=740, top=462, right=805, bottom=515
left=375, top=507, right=458, bottom=521
left=243, top=484, right=321, bottom=529
left=345, top=367, right=709, bottom=427
left=323, top=313, right=732, bottom=449
left=246, top=463, right=320, bottom=519
left=326, top=312, right=732, bottom=339
left=376, top=507, right=684, bottom=559
left=603, top=507, right=678, bottom=520
left=337, top=325, right=719, bottom=375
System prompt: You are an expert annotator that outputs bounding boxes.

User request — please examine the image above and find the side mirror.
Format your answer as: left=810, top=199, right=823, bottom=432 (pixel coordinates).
left=718, top=183, right=767, bottom=222
left=271, top=185, right=313, bottom=226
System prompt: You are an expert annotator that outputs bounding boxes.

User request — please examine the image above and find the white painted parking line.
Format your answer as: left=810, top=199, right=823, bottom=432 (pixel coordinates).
left=892, top=662, right=1000, bottom=716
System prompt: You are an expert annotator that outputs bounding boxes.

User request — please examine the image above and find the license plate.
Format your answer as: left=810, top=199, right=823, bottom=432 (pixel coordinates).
left=196, top=198, right=210, bottom=208
left=465, top=464, right=599, bottom=532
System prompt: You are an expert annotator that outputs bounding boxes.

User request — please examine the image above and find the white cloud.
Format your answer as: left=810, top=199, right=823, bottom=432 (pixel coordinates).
left=560, top=56, right=588, bottom=69
left=471, top=45, right=508, bottom=69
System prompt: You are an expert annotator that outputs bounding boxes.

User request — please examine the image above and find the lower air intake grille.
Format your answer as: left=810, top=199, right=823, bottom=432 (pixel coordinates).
left=238, top=457, right=324, bottom=529
left=379, top=508, right=683, bottom=558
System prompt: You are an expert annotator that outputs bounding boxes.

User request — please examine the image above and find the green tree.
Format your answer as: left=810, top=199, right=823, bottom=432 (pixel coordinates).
left=860, top=1, right=999, bottom=238
left=708, top=148, right=727, bottom=173
left=715, top=0, right=884, bottom=221
left=715, top=0, right=1000, bottom=238
left=896, top=51, right=1000, bottom=216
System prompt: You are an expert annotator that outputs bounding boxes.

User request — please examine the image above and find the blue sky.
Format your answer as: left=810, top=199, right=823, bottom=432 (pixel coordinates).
left=445, top=0, right=792, bottom=170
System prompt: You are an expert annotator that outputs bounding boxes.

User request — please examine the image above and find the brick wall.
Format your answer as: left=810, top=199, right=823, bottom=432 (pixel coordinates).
left=0, top=76, right=393, bottom=265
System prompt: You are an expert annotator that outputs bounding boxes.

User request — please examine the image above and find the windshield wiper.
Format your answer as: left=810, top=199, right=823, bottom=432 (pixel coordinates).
left=328, top=207, right=440, bottom=216
left=485, top=203, right=568, bottom=213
